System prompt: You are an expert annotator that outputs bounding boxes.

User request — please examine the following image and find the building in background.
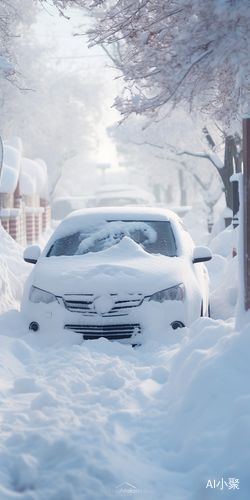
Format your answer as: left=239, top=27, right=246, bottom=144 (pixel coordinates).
left=0, top=137, right=51, bottom=245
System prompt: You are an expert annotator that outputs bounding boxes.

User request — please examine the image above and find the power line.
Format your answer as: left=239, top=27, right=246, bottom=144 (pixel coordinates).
left=34, top=33, right=88, bottom=38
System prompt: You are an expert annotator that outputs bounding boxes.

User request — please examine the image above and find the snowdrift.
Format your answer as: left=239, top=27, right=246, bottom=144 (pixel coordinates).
left=0, top=225, right=31, bottom=313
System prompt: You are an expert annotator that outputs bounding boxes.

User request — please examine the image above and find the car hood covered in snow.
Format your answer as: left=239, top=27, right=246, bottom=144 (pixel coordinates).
left=32, top=236, right=195, bottom=297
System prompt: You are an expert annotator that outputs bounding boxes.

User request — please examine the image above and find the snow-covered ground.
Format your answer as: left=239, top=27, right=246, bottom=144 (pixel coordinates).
left=0, top=205, right=248, bottom=499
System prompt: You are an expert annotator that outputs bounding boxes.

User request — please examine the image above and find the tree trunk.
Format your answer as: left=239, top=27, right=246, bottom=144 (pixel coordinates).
left=216, top=136, right=235, bottom=211
left=203, top=130, right=242, bottom=210
left=153, top=183, right=161, bottom=202
left=162, top=185, right=173, bottom=204
left=178, top=169, right=187, bottom=206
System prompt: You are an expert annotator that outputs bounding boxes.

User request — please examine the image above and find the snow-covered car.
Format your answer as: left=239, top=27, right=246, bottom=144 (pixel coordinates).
left=51, top=196, right=89, bottom=220
left=87, top=184, right=155, bottom=208
left=21, top=207, right=212, bottom=344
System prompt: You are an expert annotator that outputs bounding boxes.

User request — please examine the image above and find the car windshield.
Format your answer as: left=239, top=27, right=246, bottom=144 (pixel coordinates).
left=46, top=220, right=177, bottom=258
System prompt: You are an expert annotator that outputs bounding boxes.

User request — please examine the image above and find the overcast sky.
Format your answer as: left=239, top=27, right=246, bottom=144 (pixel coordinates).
left=34, top=3, right=122, bottom=169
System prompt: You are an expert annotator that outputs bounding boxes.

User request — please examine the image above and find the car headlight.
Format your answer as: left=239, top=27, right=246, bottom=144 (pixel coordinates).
left=29, top=286, right=58, bottom=304
left=149, top=283, right=185, bottom=303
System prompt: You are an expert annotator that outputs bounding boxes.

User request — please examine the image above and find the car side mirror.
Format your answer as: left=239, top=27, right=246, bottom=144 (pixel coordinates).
left=192, top=246, right=212, bottom=264
left=23, top=245, right=41, bottom=264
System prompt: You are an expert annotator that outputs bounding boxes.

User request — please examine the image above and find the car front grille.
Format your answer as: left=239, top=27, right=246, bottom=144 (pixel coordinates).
left=64, top=323, right=141, bottom=340
left=63, top=294, right=143, bottom=317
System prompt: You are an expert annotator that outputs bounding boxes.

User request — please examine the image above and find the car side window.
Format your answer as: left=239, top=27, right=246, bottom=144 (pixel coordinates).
left=47, top=232, right=81, bottom=257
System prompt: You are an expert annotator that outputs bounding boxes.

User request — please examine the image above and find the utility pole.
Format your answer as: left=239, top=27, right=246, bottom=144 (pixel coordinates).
left=96, top=163, right=111, bottom=185
left=0, top=137, right=3, bottom=183
left=243, top=118, right=250, bottom=310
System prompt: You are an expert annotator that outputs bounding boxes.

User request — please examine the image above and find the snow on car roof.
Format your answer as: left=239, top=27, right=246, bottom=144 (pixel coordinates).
left=65, top=206, right=177, bottom=222
left=50, top=206, right=181, bottom=242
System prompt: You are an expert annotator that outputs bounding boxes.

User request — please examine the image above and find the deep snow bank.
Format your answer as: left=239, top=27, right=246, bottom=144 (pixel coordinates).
left=0, top=311, right=248, bottom=499
left=184, top=208, right=239, bottom=322
left=206, top=225, right=238, bottom=321
left=0, top=225, right=32, bottom=313
left=0, top=224, right=53, bottom=315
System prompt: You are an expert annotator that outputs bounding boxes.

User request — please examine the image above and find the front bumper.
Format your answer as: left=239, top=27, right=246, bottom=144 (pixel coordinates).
left=22, top=291, right=193, bottom=344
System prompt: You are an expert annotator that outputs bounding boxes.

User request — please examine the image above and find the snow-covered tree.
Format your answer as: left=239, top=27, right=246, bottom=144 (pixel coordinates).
left=109, top=109, right=242, bottom=216
left=0, top=0, right=39, bottom=83
left=176, top=127, right=242, bottom=212
left=109, top=111, right=220, bottom=202
left=0, top=0, right=104, bottom=195
left=0, top=0, right=88, bottom=83
left=74, top=0, right=250, bottom=129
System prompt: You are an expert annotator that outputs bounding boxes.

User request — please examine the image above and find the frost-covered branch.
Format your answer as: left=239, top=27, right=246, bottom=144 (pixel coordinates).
left=0, top=0, right=40, bottom=83
left=175, top=150, right=223, bottom=170
left=120, top=131, right=223, bottom=209
left=0, top=0, right=19, bottom=82
left=176, top=131, right=242, bottom=210
left=126, top=139, right=164, bottom=150
left=75, top=0, right=250, bottom=128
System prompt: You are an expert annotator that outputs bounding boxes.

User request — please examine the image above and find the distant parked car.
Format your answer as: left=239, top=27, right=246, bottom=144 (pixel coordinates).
left=155, top=203, right=192, bottom=218
left=21, top=207, right=211, bottom=344
left=87, top=184, right=155, bottom=208
left=52, top=196, right=91, bottom=220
